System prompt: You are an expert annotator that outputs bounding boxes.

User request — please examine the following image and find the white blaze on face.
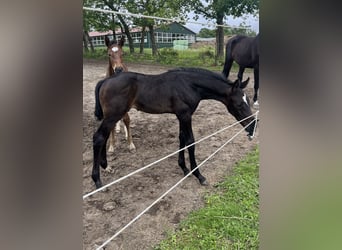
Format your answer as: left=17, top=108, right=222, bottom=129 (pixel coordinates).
left=112, top=47, right=118, bottom=52
left=243, top=93, right=249, bottom=106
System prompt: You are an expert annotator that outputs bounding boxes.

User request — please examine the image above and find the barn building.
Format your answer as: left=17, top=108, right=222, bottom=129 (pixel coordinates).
left=88, top=22, right=196, bottom=49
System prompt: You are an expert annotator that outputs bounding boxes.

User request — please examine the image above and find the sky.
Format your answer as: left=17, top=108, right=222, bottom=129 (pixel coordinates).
left=184, top=12, right=259, bottom=34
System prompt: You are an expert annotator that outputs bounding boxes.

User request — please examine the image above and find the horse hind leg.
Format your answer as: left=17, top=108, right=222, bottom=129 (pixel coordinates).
left=222, top=58, right=234, bottom=78
left=92, top=119, right=118, bottom=188
left=122, top=113, right=136, bottom=152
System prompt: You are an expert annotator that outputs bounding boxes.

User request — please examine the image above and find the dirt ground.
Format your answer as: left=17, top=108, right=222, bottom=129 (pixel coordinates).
left=83, top=59, right=259, bottom=250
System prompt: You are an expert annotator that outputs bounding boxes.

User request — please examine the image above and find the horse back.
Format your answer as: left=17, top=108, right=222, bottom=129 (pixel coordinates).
left=99, top=73, right=139, bottom=117
left=227, top=35, right=259, bottom=67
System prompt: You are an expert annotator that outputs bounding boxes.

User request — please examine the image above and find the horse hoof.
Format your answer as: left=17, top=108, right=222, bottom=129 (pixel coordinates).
left=253, top=101, right=259, bottom=109
left=199, top=176, right=208, bottom=186
left=129, top=144, right=136, bottom=152
left=108, top=146, right=115, bottom=153
left=104, top=166, right=115, bottom=173
left=100, top=160, right=108, bottom=169
left=183, top=169, right=190, bottom=176
left=95, top=180, right=102, bottom=189
left=200, top=179, right=209, bottom=186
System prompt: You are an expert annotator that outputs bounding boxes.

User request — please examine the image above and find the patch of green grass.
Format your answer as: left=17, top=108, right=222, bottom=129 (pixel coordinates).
left=154, top=147, right=259, bottom=250
left=83, top=47, right=244, bottom=72
left=83, top=47, right=108, bottom=60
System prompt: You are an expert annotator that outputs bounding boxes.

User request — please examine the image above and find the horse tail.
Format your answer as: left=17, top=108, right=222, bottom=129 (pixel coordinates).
left=222, top=36, right=237, bottom=78
left=94, top=79, right=106, bottom=121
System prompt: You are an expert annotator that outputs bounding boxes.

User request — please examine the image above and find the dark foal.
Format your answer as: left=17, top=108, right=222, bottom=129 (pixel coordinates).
left=101, top=35, right=135, bottom=152
left=222, top=34, right=259, bottom=107
left=92, top=68, right=257, bottom=189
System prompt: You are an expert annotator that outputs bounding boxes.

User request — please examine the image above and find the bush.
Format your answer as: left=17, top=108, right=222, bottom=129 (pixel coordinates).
left=199, top=49, right=215, bottom=63
left=157, top=48, right=179, bottom=64
left=83, top=48, right=107, bottom=59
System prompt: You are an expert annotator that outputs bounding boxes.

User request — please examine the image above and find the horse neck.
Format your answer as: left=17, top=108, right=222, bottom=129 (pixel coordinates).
left=196, top=80, right=231, bottom=106
left=106, top=63, right=114, bottom=77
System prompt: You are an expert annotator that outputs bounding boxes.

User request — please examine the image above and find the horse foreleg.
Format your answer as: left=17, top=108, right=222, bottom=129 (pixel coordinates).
left=178, top=129, right=190, bottom=176
left=253, top=67, right=259, bottom=107
left=108, top=118, right=121, bottom=153
left=122, top=113, right=136, bottom=152
left=108, top=129, right=115, bottom=153
left=179, top=117, right=207, bottom=185
left=238, top=66, right=245, bottom=81
left=115, top=121, right=121, bottom=133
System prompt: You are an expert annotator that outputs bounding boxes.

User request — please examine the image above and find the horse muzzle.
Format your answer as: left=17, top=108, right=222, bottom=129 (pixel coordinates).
left=114, top=67, right=124, bottom=74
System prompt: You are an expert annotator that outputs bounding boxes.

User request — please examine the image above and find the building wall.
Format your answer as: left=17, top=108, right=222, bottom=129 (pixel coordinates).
left=88, top=22, right=196, bottom=49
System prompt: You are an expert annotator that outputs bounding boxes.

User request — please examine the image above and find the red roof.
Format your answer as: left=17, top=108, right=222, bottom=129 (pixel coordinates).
left=89, top=27, right=143, bottom=37
left=88, top=22, right=195, bottom=37
left=88, top=31, right=112, bottom=37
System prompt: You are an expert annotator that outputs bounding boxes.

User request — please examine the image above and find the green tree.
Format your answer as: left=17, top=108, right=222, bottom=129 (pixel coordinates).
left=198, top=28, right=216, bottom=38
left=83, top=0, right=136, bottom=53
left=102, top=0, right=136, bottom=53
left=190, top=0, right=259, bottom=60
left=126, top=0, right=190, bottom=56
left=198, top=25, right=256, bottom=38
left=83, top=10, right=95, bottom=52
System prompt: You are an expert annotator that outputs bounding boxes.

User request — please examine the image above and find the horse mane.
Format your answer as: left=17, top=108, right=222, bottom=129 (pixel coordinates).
left=168, top=67, right=233, bottom=85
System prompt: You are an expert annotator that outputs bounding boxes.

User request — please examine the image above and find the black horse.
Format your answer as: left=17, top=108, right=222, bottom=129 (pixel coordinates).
left=222, top=34, right=259, bottom=107
left=92, top=68, right=257, bottom=189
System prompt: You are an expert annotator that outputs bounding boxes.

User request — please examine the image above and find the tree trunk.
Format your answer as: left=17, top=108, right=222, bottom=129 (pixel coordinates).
left=117, top=14, right=134, bottom=53
left=140, top=26, right=146, bottom=54
left=148, top=24, right=158, bottom=56
left=216, top=15, right=225, bottom=60
left=88, top=33, right=95, bottom=53
left=83, top=30, right=89, bottom=52
left=104, top=1, right=134, bottom=53
left=83, top=31, right=95, bottom=53
left=111, top=13, right=117, bottom=42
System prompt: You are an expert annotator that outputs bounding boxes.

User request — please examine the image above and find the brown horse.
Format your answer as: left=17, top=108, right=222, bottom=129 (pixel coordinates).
left=102, top=35, right=135, bottom=152
left=93, top=68, right=257, bottom=189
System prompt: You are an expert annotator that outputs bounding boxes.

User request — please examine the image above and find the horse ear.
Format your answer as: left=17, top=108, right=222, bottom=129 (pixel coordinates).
left=233, top=79, right=240, bottom=89
left=239, top=77, right=250, bottom=89
left=119, top=36, right=125, bottom=47
left=105, top=36, right=110, bottom=47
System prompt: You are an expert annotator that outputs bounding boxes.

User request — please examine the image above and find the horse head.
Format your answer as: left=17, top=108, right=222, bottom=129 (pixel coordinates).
left=228, top=78, right=257, bottom=139
left=105, top=35, right=127, bottom=75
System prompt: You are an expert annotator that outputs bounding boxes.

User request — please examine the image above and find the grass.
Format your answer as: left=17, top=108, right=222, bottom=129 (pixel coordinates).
left=83, top=46, right=246, bottom=72
left=154, top=146, right=259, bottom=250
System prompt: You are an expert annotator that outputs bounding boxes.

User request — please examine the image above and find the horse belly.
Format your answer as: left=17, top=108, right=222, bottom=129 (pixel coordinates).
left=133, top=99, right=173, bottom=114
